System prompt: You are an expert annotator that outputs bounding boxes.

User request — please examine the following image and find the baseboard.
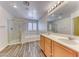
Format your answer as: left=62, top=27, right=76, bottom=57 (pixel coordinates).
left=21, top=38, right=40, bottom=44
left=8, top=42, right=22, bottom=45
left=0, top=44, right=8, bottom=52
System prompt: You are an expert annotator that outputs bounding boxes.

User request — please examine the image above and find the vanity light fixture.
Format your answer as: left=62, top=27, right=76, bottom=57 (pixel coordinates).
left=48, top=8, right=52, bottom=13
left=48, top=1, right=64, bottom=13
left=54, top=4, right=57, bottom=7
left=57, top=1, right=61, bottom=4
left=51, top=7, right=54, bottom=10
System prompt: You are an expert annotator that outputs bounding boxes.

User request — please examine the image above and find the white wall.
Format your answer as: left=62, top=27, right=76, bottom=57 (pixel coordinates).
left=0, top=6, right=12, bottom=51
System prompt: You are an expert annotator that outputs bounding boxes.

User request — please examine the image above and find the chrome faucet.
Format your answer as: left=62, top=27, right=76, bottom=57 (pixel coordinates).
left=68, top=36, right=74, bottom=40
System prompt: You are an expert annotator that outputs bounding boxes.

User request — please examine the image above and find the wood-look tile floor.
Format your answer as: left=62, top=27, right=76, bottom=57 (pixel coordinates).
left=0, top=41, right=45, bottom=57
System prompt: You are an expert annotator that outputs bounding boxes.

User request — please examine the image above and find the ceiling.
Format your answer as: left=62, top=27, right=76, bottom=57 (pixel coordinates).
left=0, top=1, right=79, bottom=21
left=48, top=1, right=79, bottom=21
left=0, top=1, right=58, bottom=20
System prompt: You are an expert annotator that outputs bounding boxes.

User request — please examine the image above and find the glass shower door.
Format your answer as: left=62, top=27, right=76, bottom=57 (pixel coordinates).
left=8, top=19, right=21, bottom=44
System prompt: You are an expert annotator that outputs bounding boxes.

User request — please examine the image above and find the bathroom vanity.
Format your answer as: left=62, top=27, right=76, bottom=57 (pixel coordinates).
left=40, top=33, right=79, bottom=57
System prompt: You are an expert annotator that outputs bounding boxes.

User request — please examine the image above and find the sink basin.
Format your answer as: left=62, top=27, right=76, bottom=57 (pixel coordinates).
left=59, top=39, right=79, bottom=45
left=49, top=35, right=68, bottom=39
left=46, top=34, right=79, bottom=45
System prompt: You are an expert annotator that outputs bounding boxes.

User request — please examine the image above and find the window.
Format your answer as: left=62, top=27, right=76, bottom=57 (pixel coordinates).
left=33, top=23, right=37, bottom=31
left=28, top=22, right=37, bottom=31
left=28, top=23, right=32, bottom=31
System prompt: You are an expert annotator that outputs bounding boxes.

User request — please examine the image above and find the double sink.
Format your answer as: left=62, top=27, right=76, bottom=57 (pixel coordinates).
left=48, top=34, right=79, bottom=46
left=59, top=39, right=79, bottom=45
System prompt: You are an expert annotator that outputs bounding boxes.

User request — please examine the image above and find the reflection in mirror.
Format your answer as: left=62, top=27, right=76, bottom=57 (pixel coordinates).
left=74, top=16, right=79, bottom=36
left=47, top=1, right=79, bottom=36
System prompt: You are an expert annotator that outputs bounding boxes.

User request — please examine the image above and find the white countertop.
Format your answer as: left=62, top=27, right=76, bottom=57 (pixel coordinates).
left=41, top=33, right=79, bottom=52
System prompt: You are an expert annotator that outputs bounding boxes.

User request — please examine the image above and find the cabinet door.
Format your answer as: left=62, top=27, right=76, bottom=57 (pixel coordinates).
left=40, top=35, right=45, bottom=51
left=54, top=42, right=77, bottom=57
left=52, top=41, right=54, bottom=56
left=45, top=37, right=52, bottom=57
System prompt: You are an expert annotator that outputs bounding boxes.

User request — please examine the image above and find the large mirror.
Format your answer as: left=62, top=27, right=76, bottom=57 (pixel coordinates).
left=47, top=1, right=79, bottom=36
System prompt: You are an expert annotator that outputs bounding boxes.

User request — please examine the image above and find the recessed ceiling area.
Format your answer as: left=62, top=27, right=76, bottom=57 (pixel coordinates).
left=0, top=1, right=58, bottom=20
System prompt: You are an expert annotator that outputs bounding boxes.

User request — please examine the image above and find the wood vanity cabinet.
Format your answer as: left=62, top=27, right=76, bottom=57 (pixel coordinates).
left=40, top=35, right=45, bottom=51
left=40, top=35, right=78, bottom=57
left=44, top=37, right=52, bottom=57
left=53, top=41, right=77, bottom=57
